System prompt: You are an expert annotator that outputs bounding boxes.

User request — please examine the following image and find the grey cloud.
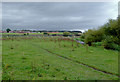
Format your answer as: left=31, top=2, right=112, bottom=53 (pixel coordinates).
left=119, top=2, right=120, bottom=15
left=2, top=2, right=118, bottom=31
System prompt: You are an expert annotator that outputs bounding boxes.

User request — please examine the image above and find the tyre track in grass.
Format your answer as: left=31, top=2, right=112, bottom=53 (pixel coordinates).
left=32, top=43, right=119, bottom=78
left=43, top=48, right=119, bottom=78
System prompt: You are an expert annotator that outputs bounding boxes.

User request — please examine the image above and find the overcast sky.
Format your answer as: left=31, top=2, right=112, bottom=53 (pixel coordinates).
left=2, top=2, right=118, bottom=31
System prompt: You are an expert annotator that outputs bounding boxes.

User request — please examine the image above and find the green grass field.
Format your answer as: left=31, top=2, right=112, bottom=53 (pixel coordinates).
left=2, top=36, right=118, bottom=80
left=0, top=32, right=63, bottom=35
left=0, top=39, right=2, bottom=81
left=0, top=33, right=43, bottom=35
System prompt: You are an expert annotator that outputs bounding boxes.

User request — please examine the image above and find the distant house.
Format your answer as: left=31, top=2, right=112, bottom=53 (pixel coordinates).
left=78, top=33, right=82, bottom=35
left=1, top=31, right=7, bottom=33
left=17, top=31, right=25, bottom=33
left=9, top=31, right=14, bottom=33
left=31, top=32, right=36, bottom=33
left=13, top=31, right=30, bottom=33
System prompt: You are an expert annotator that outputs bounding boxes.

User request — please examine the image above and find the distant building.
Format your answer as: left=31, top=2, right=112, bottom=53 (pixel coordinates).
left=1, top=31, right=7, bottom=33
left=78, top=33, right=82, bottom=35
left=9, top=31, right=14, bottom=33
left=13, top=31, right=31, bottom=33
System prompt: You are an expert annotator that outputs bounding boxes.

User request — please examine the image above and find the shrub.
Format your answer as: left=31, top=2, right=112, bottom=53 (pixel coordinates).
left=5, top=64, right=11, bottom=69
left=84, top=35, right=93, bottom=46
left=84, top=30, right=103, bottom=46
left=27, top=33, right=29, bottom=35
left=23, top=33, right=26, bottom=35
left=74, top=38, right=80, bottom=40
left=43, top=32, right=48, bottom=35
left=80, top=33, right=85, bottom=39
left=81, top=39, right=85, bottom=42
left=73, top=32, right=79, bottom=36
left=63, top=32, right=70, bottom=37
left=82, top=17, right=120, bottom=50
left=80, top=34, right=85, bottom=39
left=111, top=43, right=120, bottom=51
left=52, top=34, right=57, bottom=36
left=92, top=42, right=102, bottom=46
left=102, top=36, right=120, bottom=50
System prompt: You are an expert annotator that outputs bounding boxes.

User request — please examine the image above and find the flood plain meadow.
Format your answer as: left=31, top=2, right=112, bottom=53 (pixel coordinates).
left=2, top=35, right=119, bottom=80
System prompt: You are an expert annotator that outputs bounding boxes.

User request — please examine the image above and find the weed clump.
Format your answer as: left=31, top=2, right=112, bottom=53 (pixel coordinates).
left=21, top=57, right=26, bottom=60
left=38, top=73, right=43, bottom=77
left=10, top=45, right=14, bottom=49
left=55, top=68, right=60, bottom=72
left=5, top=64, right=11, bottom=69
left=51, top=74, right=55, bottom=77
left=64, top=76, right=68, bottom=80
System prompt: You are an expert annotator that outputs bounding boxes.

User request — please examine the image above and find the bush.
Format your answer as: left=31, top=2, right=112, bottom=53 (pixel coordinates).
left=43, top=32, right=48, bottom=35
left=74, top=38, right=85, bottom=42
left=63, top=32, right=70, bottom=37
left=23, top=33, right=27, bottom=35
left=102, top=36, right=120, bottom=50
left=111, top=43, right=120, bottom=51
left=84, top=35, right=93, bottom=46
left=84, top=30, right=103, bottom=46
left=74, top=38, right=80, bottom=40
left=27, top=33, right=29, bottom=35
left=43, top=32, right=49, bottom=35
left=82, top=17, right=120, bottom=50
left=81, top=39, right=84, bottom=42
left=24, top=33, right=29, bottom=35
left=80, top=34, right=85, bottom=42
left=73, top=32, right=79, bottom=36
left=92, top=42, right=102, bottom=46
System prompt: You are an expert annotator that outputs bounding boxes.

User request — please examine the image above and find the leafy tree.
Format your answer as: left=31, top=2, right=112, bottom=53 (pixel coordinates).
left=6, top=28, right=11, bottom=33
